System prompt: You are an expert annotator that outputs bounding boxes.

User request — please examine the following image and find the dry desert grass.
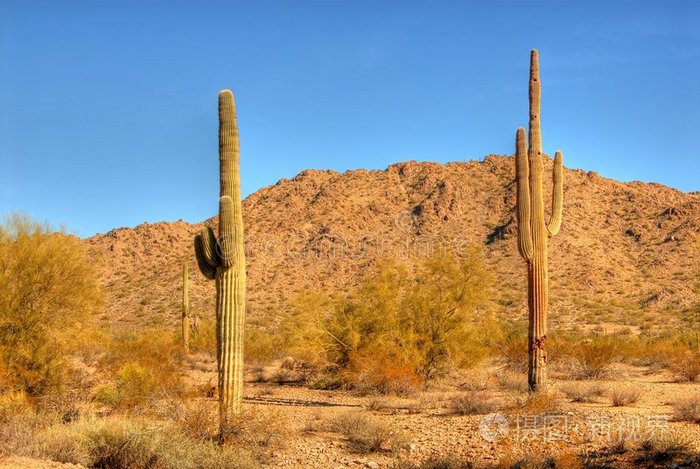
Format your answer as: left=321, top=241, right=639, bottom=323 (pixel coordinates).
left=2, top=349, right=700, bottom=469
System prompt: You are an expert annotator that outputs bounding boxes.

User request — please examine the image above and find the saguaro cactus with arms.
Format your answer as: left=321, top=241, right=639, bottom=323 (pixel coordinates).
left=194, top=90, right=247, bottom=442
left=515, top=50, right=564, bottom=392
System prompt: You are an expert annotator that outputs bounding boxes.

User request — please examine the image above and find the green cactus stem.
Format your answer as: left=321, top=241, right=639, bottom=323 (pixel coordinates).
left=182, top=262, right=190, bottom=354
left=194, top=90, right=247, bottom=443
left=515, top=49, right=564, bottom=392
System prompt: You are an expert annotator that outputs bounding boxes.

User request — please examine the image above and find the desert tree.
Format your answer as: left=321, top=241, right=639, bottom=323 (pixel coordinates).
left=0, top=213, right=101, bottom=395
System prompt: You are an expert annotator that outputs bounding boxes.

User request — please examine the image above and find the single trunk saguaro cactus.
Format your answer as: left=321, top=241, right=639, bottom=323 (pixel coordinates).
left=194, top=90, right=247, bottom=442
left=515, top=49, right=564, bottom=392
left=182, top=262, right=190, bottom=354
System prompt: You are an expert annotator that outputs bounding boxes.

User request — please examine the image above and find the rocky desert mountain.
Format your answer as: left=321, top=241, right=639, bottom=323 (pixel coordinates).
left=85, top=155, right=699, bottom=332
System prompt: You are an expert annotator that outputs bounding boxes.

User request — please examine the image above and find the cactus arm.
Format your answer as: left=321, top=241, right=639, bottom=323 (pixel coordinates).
left=194, top=235, right=217, bottom=280
left=546, top=150, right=563, bottom=237
left=516, top=127, right=534, bottom=261
left=199, top=226, right=220, bottom=268
left=218, top=195, right=246, bottom=270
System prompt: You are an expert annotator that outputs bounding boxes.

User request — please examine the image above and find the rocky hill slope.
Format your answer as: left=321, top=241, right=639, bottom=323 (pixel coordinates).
left=85, top=155, right=700, bottom=332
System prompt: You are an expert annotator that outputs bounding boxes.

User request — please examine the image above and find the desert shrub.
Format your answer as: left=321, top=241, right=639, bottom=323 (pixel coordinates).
left=35, top=389, right=85, bottom=424
left=620, top=335, right=678, bottom=367
left=276, top=291, right=334, bottom=370
left=32, top=416, right=258, bottom=469
left=280, top=248, right=493, bottom=392
left=300, top=410, right=326, bottom=434
left=366, top=397, right=390, bottom=412
left=342, top=343, right=422, bottom=396
left=498, top=327, right=528, bottom=373
left=610, top=386, right=641, bottom=406
left=459, top=371, right=491, bottom=391
left=117, top=362, right=161, bottom=399
left=93, top=384, right=121, bottom=407
left=0, top=214, right=102, bottom=396
left=495, top=370, right=529, bottom=393
left=608, top=429, right=636, bottom=454
left=270, top=368, right=295, bottom=385
left=307, top=370, right=344, bottom=390
left=615, top=332, right=699, bottom=370
left=672, top=395, right=700, bottom=423
left=393, top=457, right=474, bottom=468
left=154, top=398, right=218, bottom=442
left=0, top=391, right=46, bottom=457
left=638, top=433, right=693, bottom=464
left=96, top=330, right=185, bottom=408
left=561, top=383, right=606, bottom=403
left=189, top=317, right=217, bottom=354
left=448, top=392, right=498, bottom=415
left=97, top=360, right=184, bottom=408
left=399, top=248, right=494, bottom=376
left=162, top=398, right=289, bottom=452
left=498, top=449, right=582, bottom=469
left=558, top=335, right=619, bottom=379
left=245, top=328, right=279, bottom=367
left=332, top=412, right=407, bottom=453
left=219, top=407, right=290, bottom=452
left=667, top=349, right=700, bottom=382
left=512, top=391, right=563, bottom=416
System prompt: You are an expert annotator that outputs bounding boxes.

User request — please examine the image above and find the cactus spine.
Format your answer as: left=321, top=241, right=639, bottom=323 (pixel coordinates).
left=194, top=90, right=247, bottom=442
left=182, top=262, right=190, bottom=354
left=515, top=50, right=564, bottom=392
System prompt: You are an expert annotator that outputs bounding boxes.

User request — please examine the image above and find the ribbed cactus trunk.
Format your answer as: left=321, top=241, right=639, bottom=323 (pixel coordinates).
left=182, top=262, right=190, bottom=355
left=194, top=90, right=247, bottom=443
left=515, top=50, right=564, bottom=393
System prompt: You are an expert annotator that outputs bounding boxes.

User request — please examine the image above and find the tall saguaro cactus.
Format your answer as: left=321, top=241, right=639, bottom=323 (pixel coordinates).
left=194, top=90, right=247, bottom=442
left=515, top=50, right=564, bottom=392
left=182, top=262, right=190, bottom=354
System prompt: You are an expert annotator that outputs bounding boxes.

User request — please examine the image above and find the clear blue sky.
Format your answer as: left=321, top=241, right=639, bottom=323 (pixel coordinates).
left=1, top=0, right=698, bottom=237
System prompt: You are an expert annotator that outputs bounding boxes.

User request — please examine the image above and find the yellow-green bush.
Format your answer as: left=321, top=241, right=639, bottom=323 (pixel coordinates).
left=279, top=247, right=493, bottom=393
left=667, top=349, right=700, bottom=382
left=342, top=343, right=422, bottom=396
left=0, top=214, right=102, bottom=396
left=497, top=325, right=528, bottom=372
left=93, top=384, right=121, bottom=407
left=556, top=334, right=620, bottom=379
left=189, top=317, right=217, bottom=354
left=31, top=416, right=259, bottom=469
left=245, top=328, right=279, bottom=367
left=96, top=330, right=185, bottom=408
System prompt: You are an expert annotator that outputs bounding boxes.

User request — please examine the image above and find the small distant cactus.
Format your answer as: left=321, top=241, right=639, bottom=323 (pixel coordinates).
left=515, top=50, right=564, bottom=392
left=194, top=90, right=247, bottom=442
left=182, top=262, right=190, bottom=354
